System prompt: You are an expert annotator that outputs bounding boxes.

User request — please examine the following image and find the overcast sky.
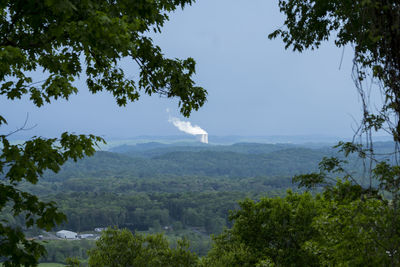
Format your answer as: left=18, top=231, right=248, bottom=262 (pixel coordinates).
left=2, top=0, right=370, bottom=140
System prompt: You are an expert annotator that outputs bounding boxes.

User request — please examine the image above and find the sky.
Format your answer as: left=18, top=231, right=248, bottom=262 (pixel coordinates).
left=2, top=0, right=373, bottom=141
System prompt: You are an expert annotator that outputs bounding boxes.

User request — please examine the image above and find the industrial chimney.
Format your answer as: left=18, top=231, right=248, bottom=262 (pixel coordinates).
left=169, top=117, right=208, bottom=144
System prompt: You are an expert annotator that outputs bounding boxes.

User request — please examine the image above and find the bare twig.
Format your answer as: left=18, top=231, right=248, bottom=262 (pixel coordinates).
left=3, top=113, right=37, bottom=137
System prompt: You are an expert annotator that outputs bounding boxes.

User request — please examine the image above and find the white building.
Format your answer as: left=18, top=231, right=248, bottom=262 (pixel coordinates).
left=56, top=230, right=77, bottom=239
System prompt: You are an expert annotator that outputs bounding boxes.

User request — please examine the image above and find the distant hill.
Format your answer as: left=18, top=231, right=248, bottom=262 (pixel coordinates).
left=44, top=143, right=337, bottom=181
left=42, top=141, right=399, bottom=184
left=150, top=148, right=327, bottom=177
left=109, top=142, right=303, bottom=158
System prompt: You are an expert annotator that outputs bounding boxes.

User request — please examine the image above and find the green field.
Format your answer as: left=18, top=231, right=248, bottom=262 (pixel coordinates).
left=1, top=264, right=64, bottom=267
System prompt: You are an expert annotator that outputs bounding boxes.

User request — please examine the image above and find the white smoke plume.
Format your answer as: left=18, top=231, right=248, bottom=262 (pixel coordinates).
left=168, top=117, right=208, bottom=144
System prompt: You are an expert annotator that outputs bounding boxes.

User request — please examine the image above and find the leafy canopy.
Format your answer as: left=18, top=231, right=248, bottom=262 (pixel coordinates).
left=205, top=1, right=400, bottom=266
left=267, top=1, right=400, bottom=264
left=0, top=0, right=206, bottom=265
left=202, top=192, right=320, bottom=267
left=269, top=0, right=400, bottom=142
left=0, top=0, right=206, bottom=115
left=88, top=228, right=199, bottom=267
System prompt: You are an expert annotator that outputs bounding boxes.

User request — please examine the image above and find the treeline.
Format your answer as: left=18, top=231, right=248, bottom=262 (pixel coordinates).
left=49, top=191, right=257, bottom=234
left=20, top=175, right=294, bottom=196
left=39, top=141, right=376, bottom=183
left=41, top=240, right=94, bottom=264
left=75, top=184, right=400, bottom=266
left=109, top=142, right=301, bottom=157
left=35, top=191, right=263, bottom=259
left=43, top=146, right=332, bottom=181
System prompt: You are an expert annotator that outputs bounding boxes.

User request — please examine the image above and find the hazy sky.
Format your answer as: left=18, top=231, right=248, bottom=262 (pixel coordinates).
left=3, top=0, right=370, bottom=140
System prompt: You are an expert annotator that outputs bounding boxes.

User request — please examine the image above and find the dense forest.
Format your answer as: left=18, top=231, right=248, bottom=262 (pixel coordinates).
left=2, top=141, right=381, bottom=263
left=45, top=143, right=330, bottom=179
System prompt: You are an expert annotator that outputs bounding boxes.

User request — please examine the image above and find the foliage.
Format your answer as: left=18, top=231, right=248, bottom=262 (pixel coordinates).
left=50, top=191, right=239, bottom=234
left=269, top=0, right=400, bottom=122
left=203, top=180, right=400, bottom=266
left=45, top=146, right=333, bottom=180
left=202, top=191, right=320, bottom=266
left=0, top=133, right=103, bottom=266
left=4, top=143, right=324, bottom=260
left=269, top=0, right=400, bottom=184
left=0, top=0, right=206, bottom=265
left=110, top=142, right=298, bottom=157
left=65, top=257, right=83, bottom=267
left=87, top=228, right=198, bottom=266
left=306, top=182, right=400, bottom=266
left=0, top=0, right=206, bottom=115
left=266, top=2, right=400, bottom=264
left=41, top=239, right=94, bottom=265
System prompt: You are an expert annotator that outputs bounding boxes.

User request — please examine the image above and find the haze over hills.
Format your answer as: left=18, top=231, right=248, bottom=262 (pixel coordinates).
left=44, top=142, right=330, bottom=181
left=96, top=134, right=392, bottom=150
left=109, top=142, right=301, bottom=157
left=37, top=139, right=395, bottom=182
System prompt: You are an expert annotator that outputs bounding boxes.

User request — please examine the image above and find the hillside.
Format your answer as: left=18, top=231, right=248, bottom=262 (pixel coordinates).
left=10, top=141, right=388, bottom=260
left=44, top=144, right=332, bottom=181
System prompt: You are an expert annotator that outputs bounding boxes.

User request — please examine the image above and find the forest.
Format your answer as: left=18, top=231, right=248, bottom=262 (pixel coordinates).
left=0, top=141, right=391, bottom=264
left=3, top=142, right=329, bottom=261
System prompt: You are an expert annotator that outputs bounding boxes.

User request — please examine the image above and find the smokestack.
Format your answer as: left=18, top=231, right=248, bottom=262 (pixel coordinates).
left=169, top=117, right=208, bottom=144
left=200, top=133, right=208, bottom=144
